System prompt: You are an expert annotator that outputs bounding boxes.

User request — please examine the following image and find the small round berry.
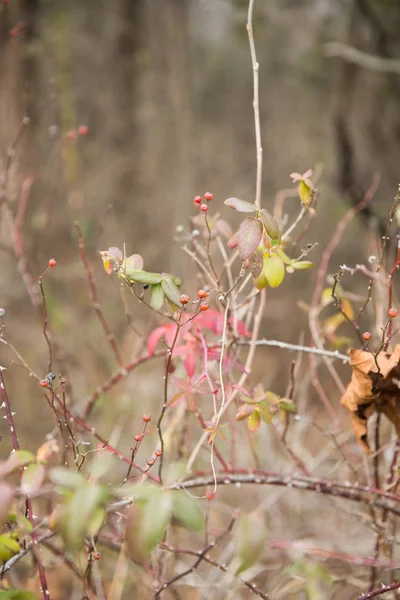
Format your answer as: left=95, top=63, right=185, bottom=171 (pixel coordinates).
left=134, top=434, right=143, bottom=442
left=200, top=302, right=209, bottom=312
left=389, top=307, right=398, bottom=318
left=146, top=458, right=155, bottom=466
left=46, top=372, right=56, bottom=381
left=179, top=294, right=190, bottom=305
left=78, top=125, right=89, bottom=136
left=205, top=489, right=215, bottom=501
left=48, top=258, right=56, bottom=267
left=39, top=379, right=49, bottom=388
left=66, top=130, right=77, bottom=141
left=143, top=283, right=149, bottom=290
left=200, top=203, right=208, bottom=212
left=198, top=289, right=207, bottom=299
left=362, top=332, right=372, bottom=341
left=194, top=195, right=202, bottom=206
left=204, top=192, right=213, bottom=201
left=155, top=449, right=162, bottom=457
left=142, top=413, right=151, bottom=423
left=92, top=551, right=101, bottom=560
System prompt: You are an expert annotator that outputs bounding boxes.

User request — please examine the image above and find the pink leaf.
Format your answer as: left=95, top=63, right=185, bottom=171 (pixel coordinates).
left=238, top=217, right=263, bottom=261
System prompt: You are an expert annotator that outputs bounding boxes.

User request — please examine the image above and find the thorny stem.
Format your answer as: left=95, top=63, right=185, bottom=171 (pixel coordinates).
left=174, top=471, right=400, bottom=517
left=0, top=367, right=51, bottom=600
left=358, top=581, right=400, bottom=599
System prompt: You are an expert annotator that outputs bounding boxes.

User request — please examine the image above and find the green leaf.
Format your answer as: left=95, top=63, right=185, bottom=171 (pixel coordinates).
left=141, top=490, right=172, bottom=551
left=237, top=217, right=263, bottom=261
left=258, top=401, right=273, bottom=424
left=298, top=180, right=313, bottom=207
left=171, top=491, right=204, bottom=532
left=276, top=248, right=293, bottom=265
left=248, top=409, right=261, bottom=432
left=292, top=260, right=313, bottom=270
left=126, top=489, right=172, bottom=561
left=4, top=451, right=36, bottom=476
left=235, top=513, right=266, bottom=575
left=62, top=484, right=110, bottom=550
left=279, top=400, right=297, bottom=414
left=161, top=275, right=182, bottom=307
left=49, top=467, right=86, bottom=490
left=114, top=484, right=155, bottom=501
left=150, top=283, right=165, bottom=312
left=124, top=270, right=163, bottom=285
left=259, top=209, right=281, bottom=242
left=224, top=197, right=257, bottom=213
left=0, top=534, right=20, bottom=562
left=263, top=254, right=285, bottom=288
left=21, top=464, right=45, bottom=496
left=0, top=591, right=38, bottom=600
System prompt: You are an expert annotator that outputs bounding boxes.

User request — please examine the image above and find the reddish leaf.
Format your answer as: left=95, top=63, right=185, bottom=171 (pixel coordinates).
left=227, top=230, right=239, bottom=249
left=147, top=324, right=177, bottom=356
left=238, top=217, right=263, bottom=261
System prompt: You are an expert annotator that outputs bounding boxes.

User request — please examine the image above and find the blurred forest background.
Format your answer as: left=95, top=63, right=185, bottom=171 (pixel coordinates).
left=1, top=0, right=400, bottom=597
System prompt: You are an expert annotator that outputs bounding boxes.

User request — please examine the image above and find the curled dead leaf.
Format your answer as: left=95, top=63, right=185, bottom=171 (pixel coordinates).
left=341, top=346, right=400, bottom=452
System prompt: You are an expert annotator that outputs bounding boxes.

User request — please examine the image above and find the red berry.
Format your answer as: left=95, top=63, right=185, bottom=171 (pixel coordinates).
left=146, top=458, right=155, bottom=466
left=179, top=294, right=190, bottom=305
left=198, top=289, right=207, bottom=299
left=200, top=302, right=209, bottom=312
left=194, top=195, right=202, bottom=205
left=200, top=203, right=208, bottom=212
left=155, top=449, right=162, bottom=457
left=48, top=258, right=56, bottom=267
left=78, top=125, right=89, bottom=136
left=39, top=379, right=49, bottom=388
left=204, top=192, right=213, bottom=201
left=92, top=551, right=101, bottom=560
left=134, top=434, right=142, bottom=442
left=66, top=130, right=77, bottom=141
left=205, top=489, right=215, bottom=501
left=362, top=332, right=372, bottom=341
left=142, top=413, right=151, bottom=423
left=389, top=307, right=398, bottom=318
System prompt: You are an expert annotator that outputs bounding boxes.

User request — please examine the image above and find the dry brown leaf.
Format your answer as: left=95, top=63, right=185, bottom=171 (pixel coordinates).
left=341, top=345, right=400, bottom=452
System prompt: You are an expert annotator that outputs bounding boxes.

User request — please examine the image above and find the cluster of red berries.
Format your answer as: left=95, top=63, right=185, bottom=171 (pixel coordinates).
left=179, top=290, right=209, bottom=311
left=66, top=125, right=89, bottom=140
left=194, top=192, right=213, bottom=212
